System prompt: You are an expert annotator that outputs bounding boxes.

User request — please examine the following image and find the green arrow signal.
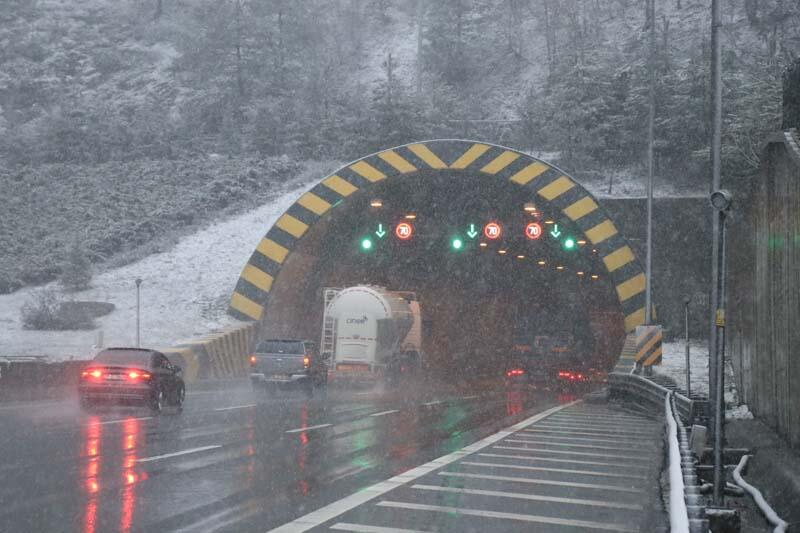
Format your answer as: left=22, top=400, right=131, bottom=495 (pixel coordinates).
left=375, top=223, right=386, bottom=238
left=549, top=224, right=562, bottom=238
left=466, top=224, right=478, bottom=239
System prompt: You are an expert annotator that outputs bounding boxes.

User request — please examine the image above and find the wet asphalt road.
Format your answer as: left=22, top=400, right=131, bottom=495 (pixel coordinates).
left=0, top=381, right=569, bottom=533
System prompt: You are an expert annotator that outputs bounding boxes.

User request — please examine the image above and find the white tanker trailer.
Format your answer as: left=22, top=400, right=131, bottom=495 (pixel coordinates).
left=320, top=286, right=422, bottom=384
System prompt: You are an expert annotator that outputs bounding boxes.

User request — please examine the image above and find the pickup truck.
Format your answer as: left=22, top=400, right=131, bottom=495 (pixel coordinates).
left=249, top=339, right=328, bottom=397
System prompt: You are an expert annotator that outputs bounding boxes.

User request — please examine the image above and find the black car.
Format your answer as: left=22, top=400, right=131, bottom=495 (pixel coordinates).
left=78, top=348, right=185, bottom=413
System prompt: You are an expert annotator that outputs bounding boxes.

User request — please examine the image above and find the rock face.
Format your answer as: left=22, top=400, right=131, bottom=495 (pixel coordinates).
left=784, top=58, right=800, bottom=131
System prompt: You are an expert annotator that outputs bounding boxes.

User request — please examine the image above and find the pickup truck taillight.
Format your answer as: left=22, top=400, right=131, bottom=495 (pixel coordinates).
left=303, top=356, right=310, bottom=368
left=249, top=355, right=257, bottom=366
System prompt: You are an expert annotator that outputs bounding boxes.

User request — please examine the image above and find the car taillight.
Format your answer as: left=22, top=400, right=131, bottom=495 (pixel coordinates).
left=558, top=371, right=570, bottom=378
left=303, top=356, right=310, bottom=368
left=506, top=369, right=525, bottom=377
left=127, top=370, right=151, bottom=381
left=249, top=355, right=257, bottom=366
left=82, top=368, right=103, bottom=379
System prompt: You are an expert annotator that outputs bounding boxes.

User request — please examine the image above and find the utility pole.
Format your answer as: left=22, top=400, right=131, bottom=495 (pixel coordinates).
left=645, top=0, right=656, bottom=326
left=709, top=0, right=725, bottom=507
left=135, top=278, right=143, bottom=348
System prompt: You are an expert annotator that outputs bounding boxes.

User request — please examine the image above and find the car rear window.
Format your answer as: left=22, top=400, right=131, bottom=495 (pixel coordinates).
left=255, top=340, right=305, bottom=355
left=94, top=350, right=152, bottom=367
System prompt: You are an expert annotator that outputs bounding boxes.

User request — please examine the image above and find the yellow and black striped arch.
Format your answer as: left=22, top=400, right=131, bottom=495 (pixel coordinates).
left=228, top=140, right=649, bottom=333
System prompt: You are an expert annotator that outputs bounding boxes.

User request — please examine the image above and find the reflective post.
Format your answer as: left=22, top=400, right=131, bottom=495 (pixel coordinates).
left=684, top=297, right=691, bottom=398
left=135, top=278, right=142, bottom=348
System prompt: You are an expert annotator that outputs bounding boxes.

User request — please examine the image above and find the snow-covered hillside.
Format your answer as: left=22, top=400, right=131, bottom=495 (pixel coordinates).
left=0, top=181, right=314, bottom=360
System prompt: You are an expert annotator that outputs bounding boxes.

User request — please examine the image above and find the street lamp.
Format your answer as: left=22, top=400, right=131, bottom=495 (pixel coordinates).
left=710, top=189, right=732, bottom=506
left=135, top=278, right=143, bottom=348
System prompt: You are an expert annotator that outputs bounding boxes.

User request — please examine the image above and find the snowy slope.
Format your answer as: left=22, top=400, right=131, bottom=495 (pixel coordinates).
left=0, top=180, right=317, bottom=361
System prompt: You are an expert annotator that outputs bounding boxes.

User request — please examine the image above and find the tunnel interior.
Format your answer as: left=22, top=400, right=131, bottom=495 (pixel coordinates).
left=261, top=171, right=625, bottom=375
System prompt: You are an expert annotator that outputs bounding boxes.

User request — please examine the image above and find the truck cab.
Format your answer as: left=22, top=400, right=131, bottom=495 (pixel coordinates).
left=249, top=339, right=328, bottom=397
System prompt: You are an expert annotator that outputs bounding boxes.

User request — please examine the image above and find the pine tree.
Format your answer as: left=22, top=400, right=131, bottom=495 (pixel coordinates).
left=60, top=238, right=92, bottom=291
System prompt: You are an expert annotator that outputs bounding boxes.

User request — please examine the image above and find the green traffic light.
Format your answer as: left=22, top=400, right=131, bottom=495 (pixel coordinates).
left=564, top=237, right=576, bottom=250
left=451, top=237, right=464, bottom=250
left=361, top=237, right=373, bottom=250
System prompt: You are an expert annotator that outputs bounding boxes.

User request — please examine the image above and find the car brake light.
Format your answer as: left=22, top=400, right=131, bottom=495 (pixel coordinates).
left=303, top=356, right=310, bottom=368
left=506, top=368, right=525, bottom=377
left=127, top=370, right=151, bottom=381
left=82, top=369, right=103, bottom=379
left=249, top=355, right=257, bottom=365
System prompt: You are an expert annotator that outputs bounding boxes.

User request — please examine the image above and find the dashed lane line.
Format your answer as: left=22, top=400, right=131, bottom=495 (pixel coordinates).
left=513, top=432, right=656, bottom=445
left=136, top=445, right=222, bottom=463
left=369, top=410, right=400, bottom=417
left=410, top=484, right=644, bottom=511
left=375, top=501, right=638, bottom=533
left=214, top=404, right=256, bottom=412
left=285, top=423, right=333, bottom=434
left=523, top=427, right=656, bottom=439
left=266, top=401, right=577, bottom=532
left=503, top=439, right=643, bottom=451
left=436, top=471, right=641, bottom=493
left=92, top=416, right=153, bottom=426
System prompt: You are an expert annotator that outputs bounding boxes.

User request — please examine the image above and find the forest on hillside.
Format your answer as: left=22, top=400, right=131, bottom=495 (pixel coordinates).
left=2, top=0, right=798, bottom=178
left=1, top=0, right=799, bottom=292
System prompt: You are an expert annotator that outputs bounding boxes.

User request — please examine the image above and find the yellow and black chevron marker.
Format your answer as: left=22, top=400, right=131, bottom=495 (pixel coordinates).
left=634, top=325, right=663, bottom=366
left=227, top=140, right=651, bottom=341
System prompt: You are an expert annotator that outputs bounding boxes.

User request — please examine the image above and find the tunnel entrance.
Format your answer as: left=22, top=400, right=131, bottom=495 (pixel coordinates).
left=229, top=141, right=646, bottom=373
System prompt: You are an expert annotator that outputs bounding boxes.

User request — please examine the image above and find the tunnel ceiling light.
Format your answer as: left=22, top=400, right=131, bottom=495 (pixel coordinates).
left=516, top=254, right=525, bottom=259
left=537, top=260, right=546, bottom=265
left=591, top=274, right=599, bottom=280
left=556, top=265, right=565, bottom=270
left=479, top=242, right=488, bottom=248
left=498, top=250, right=507, bottom=255
left=577, top=239, right=587, bottom=245
left=370, top=199, right=383, bottom=208
left=404, top=213, right=417, bottom=220
left=544, top=220, right=555, bottom=225
left=523, top=202, right=537, bottom=212
left=577, top=271, right=584, bottom=276
left=592, top=248, right=598, bottom=254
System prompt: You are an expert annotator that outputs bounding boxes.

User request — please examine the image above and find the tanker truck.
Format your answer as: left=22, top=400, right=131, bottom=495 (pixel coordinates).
left=320, top=286, right=422, bottom=385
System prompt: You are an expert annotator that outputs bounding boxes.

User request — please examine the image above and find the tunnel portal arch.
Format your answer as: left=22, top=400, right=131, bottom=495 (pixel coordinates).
left=228, top=140, right=648, bottom=348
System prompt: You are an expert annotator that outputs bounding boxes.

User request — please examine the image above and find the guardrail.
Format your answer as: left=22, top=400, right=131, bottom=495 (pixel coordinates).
left=609, top=371, right=708, bottom=532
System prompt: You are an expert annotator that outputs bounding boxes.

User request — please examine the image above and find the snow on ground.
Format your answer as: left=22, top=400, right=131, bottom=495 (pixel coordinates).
left=0, top=179, right=317, bottom=361
left=656, top=339, right=753, bottom=419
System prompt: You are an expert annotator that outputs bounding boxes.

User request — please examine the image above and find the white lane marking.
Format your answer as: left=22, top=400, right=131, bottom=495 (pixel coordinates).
left=459, top=395, right=480, bottom=400
left=214, top=404, right=256, bottom=412
left=538, top=421, right=655, bottom=433
left=523, top=428, right=655, bottom=439
left=478, top=453, right=649, bottom=470
left=369, top=410, right=400, bottom=417
left=136, top=445, right=221, bottom=463
left=331, top=523, right=432, bottom=533
left=411, top=484, right=644, bottom=511
left=459, top=460, right=647, bottom=480
left=512, top=433, right=655, bottom=445
left=285, top=423, right=333, bottom=434
left=422, top=400, right=443, bottom=406
left=551, top=412, right=647, bottom=422
left=437, top=471, right=641, bottom=493
left=91, top=416, right=153, bottom=426
left=266, top=401, right=579, bottom=533
left=493, top=445, right=647, bottom=461
left=503, top=438, right=641, bottom=451
left=375, top=501, right=637, bottom=533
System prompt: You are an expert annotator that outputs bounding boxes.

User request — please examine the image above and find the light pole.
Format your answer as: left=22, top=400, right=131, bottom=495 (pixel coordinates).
left=710, top=189, right=732, bottom=506
left=135, top=278, right=143, bottom=348
left=684, top=296, right=691, bottom=398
